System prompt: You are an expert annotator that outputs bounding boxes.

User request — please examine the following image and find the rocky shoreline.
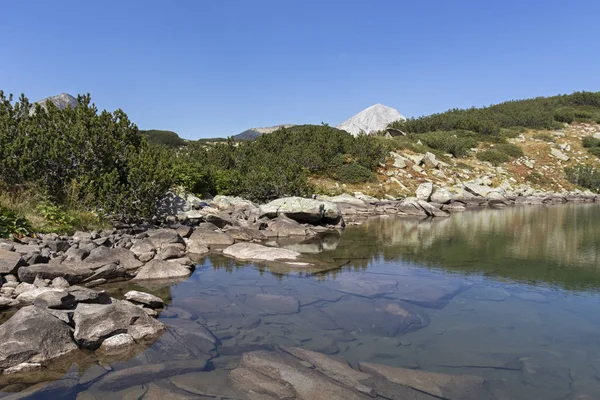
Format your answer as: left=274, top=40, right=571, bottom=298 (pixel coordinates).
left=0, top=188, right=598, bottom=390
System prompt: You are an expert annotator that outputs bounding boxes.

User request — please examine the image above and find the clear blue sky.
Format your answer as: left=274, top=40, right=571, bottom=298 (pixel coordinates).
left=2, top=1, right=599, bottom=139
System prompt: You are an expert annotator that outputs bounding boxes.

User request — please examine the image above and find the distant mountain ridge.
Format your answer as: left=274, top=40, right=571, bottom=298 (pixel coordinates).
left=336, top=104, right=405, bottom=136
left=233, top=124, right=296, bottom=141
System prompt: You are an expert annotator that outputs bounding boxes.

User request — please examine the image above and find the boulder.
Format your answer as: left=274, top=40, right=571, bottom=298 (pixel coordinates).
left=463, top=183, right=492, bottom=198
left=0, top=306, right=78, bottom=371
left=147, top=229, right=184, bottom=249
left=16, top=287, right=68, bottom=305
left=431, top=187, right=452, bottom=204
left=130, top=239, right=156, bottom=256
left=415, top=182, right=433, bottom=201
left=73, top=299, right=166, bottom=349
left=0, top=249, right=25, bottom=274
left=18, top=264, right=94, bottom=285
left=423, top=152, right=439, bottom=168
left=389, top=152, right=408, bottom=168
left=550, top=147, right=570, bottom=161
left=83, top=247, right=143, bottom=271
left=133, top=259, right=192, bottom=281
left=210, top=195, right=257, bottom=210
left=223, top=242, right=302, bottom=262
left=259, top=197, right=342, bottom=225
left=397, top=198, right=427, bottom=216
left=124, top=290, right=164, bottom=308
left=417, top=200, right=449, bottom=217
left=188, top=229, right=234, bottom=247
left=267, top=215, right=311, bottom=236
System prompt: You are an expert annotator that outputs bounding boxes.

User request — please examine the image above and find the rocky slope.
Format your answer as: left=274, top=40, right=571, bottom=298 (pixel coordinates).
left=313, top=122, right=600, bottom=200
left=337, top=103, right=406, bottom=136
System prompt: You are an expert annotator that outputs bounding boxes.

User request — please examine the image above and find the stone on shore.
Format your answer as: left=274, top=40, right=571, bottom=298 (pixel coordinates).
left=259, top=196, right=342, bottom=225
left=124, top=290, right=164, bottom=308
left=0, top=306, right=79, bottom=370
left=83, top=246, right=143, bottom=271
left=415, top=182, right=434, bottom=201
left=0, top=249, right=25, bottom=274
left=18, top=264, right=94, bottom=285
left=188, top=229, right=234, bottom=247
left=133, top=259, right=192, bottom=281
left=73, top=299, right=166, bottom=349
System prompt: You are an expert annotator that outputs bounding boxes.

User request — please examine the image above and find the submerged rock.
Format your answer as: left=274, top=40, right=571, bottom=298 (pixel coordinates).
left=229, top=347, right=503, bottom=400
left=223, top=242, right=302, bottom=262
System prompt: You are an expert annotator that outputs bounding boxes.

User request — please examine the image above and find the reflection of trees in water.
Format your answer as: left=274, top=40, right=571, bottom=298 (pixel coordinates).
left=199, top=205, right=600, bottom=289
left=340, top=204, right=600, bottom=291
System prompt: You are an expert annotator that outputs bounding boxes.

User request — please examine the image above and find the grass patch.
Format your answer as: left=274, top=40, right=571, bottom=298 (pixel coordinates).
left=476, top=150, right=510, bottom=165
left=533, top=133, right=556, bottom=142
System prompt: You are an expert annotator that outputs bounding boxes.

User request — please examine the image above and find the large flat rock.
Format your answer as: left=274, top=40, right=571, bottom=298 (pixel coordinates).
left=133, top=259, right=192, bottom=281
left=18, top=264, right=94, bottom=285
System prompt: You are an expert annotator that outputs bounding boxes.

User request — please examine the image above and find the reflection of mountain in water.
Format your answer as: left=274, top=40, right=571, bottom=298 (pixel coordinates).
left=336, top=204, right=600, bottom=291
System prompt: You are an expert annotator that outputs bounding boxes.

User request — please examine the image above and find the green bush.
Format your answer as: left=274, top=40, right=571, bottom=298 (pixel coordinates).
left=588, top=147, right=600, bottom=159
left=418, top=131, right=478, bottom=158
left=0, top=92, right=174, bottom=221
left=582, top=136, right=600, bottom=148
left=554, top=107, right=575, bottom=123
left=564, top=165, right=600, bottom=192
left=141, top=130, right=187, bottom=147
left=0, top=207, right=31, bottom=238
left=389, top=91, right=600, bottom=135
left=476, top=150, right=510, bottom=165
left=495, top=143, right=524, bottom=158
left=330, top=162, right=377, bottom=184
left=533, top=133, right=556, bottom=142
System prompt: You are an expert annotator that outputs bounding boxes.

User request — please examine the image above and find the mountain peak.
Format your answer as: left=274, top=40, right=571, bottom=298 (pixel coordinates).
left=35, top=93, right=78, bottom=110
left=337, top=103, right=406, bottom=136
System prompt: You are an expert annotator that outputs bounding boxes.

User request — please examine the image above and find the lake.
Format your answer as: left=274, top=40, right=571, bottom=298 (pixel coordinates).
left=3, top=203, right=600, bottom=399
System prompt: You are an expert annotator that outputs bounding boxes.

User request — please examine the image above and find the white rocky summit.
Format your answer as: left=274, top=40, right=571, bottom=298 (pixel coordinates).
left=337, top=103, right=406, bottom=136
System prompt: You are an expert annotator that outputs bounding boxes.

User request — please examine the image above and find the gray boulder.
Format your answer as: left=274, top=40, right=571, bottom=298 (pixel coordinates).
left=18, top=264, right=94, bottom=285
left=259, top=197, right=342, bottom=225
left=124, top=290, right=164, bottom=308
left=73, top=299, right=166, bottom=349
left=0, top=306, right=78, bottom=371
left=83, top=246, right=143, bottom=271
left=0, top=249, right=25, bottom=274
left=267, top=215, right=312, bottom=236
left=133, top=259, right=192, bottom=281
left=415, top=182, right=433, bottom=201
left=188, top=229, right=234, bottom=247
left=463, top=183, right=492, bottom=198
left=147, top=229, right=184, bottom=249
left=431, top=187, right=453, bottom=204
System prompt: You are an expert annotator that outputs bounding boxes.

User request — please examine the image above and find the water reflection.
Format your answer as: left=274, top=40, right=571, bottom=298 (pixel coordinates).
left=326, top=204, right=600, bottom=291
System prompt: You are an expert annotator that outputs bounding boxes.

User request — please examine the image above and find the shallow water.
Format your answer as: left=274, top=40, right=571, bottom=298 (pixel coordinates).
left=3, top=203, right=600, bottom=399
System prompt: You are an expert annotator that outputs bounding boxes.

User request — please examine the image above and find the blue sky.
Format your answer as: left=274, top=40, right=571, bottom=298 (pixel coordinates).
left=2, top=1, right=599, bottom=139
